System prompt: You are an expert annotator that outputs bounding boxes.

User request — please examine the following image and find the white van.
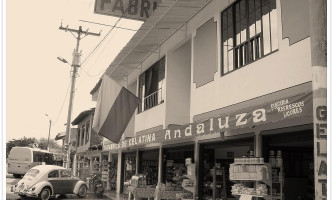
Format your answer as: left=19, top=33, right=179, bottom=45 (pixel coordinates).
left=7, top=147, right=55, bottom=178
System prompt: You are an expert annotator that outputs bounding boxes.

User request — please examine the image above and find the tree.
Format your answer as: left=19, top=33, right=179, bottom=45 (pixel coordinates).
left=37, top=138, right=62, bottom=152
left=6, top=137, right=37, bottom=158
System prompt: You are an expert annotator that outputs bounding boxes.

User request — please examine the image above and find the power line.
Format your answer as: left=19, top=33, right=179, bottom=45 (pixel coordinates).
left=80, top=17, right=123, bottom=66
left=80, top=7, right=131, bottom=67
left=52, top=81, right=71, bottom=125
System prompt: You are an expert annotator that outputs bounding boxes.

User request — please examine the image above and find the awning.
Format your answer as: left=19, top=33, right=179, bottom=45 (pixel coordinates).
left=55, top=132, right=66, bottom=140
left=102, top=91, right=313, bottom=151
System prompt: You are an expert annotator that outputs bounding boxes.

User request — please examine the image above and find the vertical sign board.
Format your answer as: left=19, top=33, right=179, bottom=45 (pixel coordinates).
left=94, top=0, right=159, bottom=21
left=313, top=67, right=327, bottom=199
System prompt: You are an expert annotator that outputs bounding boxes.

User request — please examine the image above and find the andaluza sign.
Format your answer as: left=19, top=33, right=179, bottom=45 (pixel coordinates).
left=94, top=0, right=160, bottom=21
left=103, top=91, right=313, bottom=151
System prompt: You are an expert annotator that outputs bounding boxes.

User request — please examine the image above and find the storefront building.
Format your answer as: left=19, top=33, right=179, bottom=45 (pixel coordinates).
left=91, top=0, right=326, bottom=199
left=71, top=108, right=103, bottom=182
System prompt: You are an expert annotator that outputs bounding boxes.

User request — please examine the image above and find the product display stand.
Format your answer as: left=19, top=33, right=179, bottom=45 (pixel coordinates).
left=271, top=166, right=283, bottom=200
left=229, top=161, right=272, bottom=200
left=181, top=163, right=196, bottom=200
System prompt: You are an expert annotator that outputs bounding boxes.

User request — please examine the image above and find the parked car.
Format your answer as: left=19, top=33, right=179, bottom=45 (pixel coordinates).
left=11, top=165, right=88, bottom=200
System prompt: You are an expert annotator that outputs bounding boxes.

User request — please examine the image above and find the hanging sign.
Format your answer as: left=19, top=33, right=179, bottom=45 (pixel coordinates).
left=103, top=92, right=313, bottom=151
left=94, top=0, right=160, bottom=21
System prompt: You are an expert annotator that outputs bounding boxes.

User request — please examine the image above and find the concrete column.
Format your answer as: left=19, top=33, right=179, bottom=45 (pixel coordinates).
left=308, top=0, right=327, bottom=199
left=136, top=149, right=139, bottom=174
left=194, top=141, right=199, bottom=200
left=255, top=131, right=262, bottom=157
left=157, top=145, right=163, bottom=185
left=116, top=150, right=123, bottom=194
left=107, top=151, right=111, bottom=190
left=73, top=154, right=77, bottom=176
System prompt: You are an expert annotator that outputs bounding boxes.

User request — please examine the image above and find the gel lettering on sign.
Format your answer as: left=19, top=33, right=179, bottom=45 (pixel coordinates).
left=94, top=0, right=159, bottom=21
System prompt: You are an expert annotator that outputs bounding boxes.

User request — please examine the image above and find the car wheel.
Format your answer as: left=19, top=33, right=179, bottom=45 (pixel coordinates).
left=77, top=185, right=87, bottom=198
left=38, top=187, right=51, bottom=200
left=13, top=174, right=21, bottom=178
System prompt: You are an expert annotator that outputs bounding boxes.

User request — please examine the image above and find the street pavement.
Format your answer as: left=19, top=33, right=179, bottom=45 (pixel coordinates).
left=6, top=174, right=110, bottom=200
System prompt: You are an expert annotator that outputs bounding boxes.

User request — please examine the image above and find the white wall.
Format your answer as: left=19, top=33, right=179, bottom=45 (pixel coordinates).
left=135, top=103, right=166, bottom=133
left=128, top=0, right=312, bottom=131
left=189, top=0, right=312, bottom=119
left=165, top=40, right=192, bottom=126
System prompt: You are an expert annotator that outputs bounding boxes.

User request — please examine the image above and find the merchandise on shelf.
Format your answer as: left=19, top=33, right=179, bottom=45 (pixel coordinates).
left=142, top=160, right=158, bottom=186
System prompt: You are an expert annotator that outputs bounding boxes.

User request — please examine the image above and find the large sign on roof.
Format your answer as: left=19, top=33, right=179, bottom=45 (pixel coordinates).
left=94, top=0, right=159, bottom=21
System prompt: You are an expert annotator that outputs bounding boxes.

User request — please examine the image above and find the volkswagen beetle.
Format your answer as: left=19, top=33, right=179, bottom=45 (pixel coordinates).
left=11, top=165, right=88, bottom=200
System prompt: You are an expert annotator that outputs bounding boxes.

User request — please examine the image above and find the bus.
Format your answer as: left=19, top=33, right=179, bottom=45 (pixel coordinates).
left=7, top=147, right=55, bottom=178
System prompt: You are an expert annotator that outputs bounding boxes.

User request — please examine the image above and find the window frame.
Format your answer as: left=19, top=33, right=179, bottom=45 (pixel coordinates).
left=221, top=0, right=278, bottom=76
left=138, top=57, right=165, bottom=113
left=48, top=170, right=59, bottom=178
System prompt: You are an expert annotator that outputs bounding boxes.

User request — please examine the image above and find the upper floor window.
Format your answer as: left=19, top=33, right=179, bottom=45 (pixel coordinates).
left=138, top=57, right=165, bottom=113
left=221, top=0, right=278, bottom=75
left=77, top=128, right=80, bottom=147
left=81, top=125, right=85, bottom=146
left=85, top=121, right=90, bottom=144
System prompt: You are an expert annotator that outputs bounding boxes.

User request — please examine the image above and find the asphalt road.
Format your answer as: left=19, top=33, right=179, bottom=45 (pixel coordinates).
left=6, top=174, right=110, bottom=200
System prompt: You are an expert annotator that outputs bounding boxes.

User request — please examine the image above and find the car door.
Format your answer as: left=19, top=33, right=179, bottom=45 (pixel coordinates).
left=59, top=170, right=79, bottom=194
left=48, top=170, right=62, bottom=194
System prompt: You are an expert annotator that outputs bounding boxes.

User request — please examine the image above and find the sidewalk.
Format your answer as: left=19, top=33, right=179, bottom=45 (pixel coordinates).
left=104, top=190, right=124, bottom=200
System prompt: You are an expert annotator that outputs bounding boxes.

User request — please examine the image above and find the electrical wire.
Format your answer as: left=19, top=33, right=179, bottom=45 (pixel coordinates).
left=52, top=81, right=71, bottom=125
left=80, top=7, right=131, bottom=67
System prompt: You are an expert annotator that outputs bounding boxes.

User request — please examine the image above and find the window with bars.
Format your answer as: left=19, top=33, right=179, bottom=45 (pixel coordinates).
left=138, top=57, right=165, bottom=113
left=221, top=0, right=278, bottom=75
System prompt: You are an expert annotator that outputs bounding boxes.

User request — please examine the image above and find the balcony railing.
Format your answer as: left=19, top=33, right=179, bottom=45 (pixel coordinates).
left=139, top=88, right=164, bottom=113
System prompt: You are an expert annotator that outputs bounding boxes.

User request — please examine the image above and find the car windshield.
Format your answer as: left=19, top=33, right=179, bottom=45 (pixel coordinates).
left=25, top=169, right=40, bottom=178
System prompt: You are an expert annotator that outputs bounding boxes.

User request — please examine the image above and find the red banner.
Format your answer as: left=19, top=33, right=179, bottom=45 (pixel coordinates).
left=103, top=92, right=312, bottom=150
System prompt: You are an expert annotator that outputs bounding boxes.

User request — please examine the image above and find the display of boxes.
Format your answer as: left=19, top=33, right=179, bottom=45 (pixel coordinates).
left=130, top=174, right=147, bottom=188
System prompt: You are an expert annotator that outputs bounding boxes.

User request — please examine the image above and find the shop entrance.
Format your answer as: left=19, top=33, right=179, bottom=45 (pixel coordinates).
left=138, top=149, right=159, bottom=186
left=199, top=136, right=254, bottom=200
left=121, top=151, right=136, bottom=194
left=109, top=154, right=118, bottom=191
left=262, top=129, right=314, bottom=200
left=162, top=144, right=194, bottom=187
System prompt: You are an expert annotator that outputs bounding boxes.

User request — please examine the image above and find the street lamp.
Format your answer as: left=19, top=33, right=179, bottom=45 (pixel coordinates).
left=45, top=114, right=52, bottom=151
left=58, top=53, right=81, bottom=169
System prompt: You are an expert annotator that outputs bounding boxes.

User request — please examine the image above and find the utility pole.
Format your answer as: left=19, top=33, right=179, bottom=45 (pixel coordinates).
left=59, top=24, right=100, bottom=169
left=47, top=119, right=52, bottom=151
left=308, top=0, right=327, bottom=199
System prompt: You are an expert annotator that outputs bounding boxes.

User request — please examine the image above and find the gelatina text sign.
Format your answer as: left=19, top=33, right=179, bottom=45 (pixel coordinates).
left=94, top=0, right=159, bottom=21
left=103, top=92, right=312, bottom=151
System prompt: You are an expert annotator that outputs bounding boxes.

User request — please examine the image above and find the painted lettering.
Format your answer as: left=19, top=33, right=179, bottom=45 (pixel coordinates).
left=140, top=0, right=150, bottom=17
left=152, top=133, right=156, bottom=142
left=316, top=106, right=327, bottom=121
left=174, top=130, right=181, bottom=138
left=128, top=0, right=139, bottom=15
left=185, top=125, right=192, bottom=136
left=100, top=0, right=111, bottom=10
left=253, top=109, right=267, bottom=123
left=218, top=117, right=229, bottom=129
left=112, top=0, right=125, bottom=13
left=147, top=134, right=151, bottom=142
left=318, top=179, right=327, bottom=197
left=165, top=130, right=171, bottom=140
left=317, top=142, right=327, bottom=156
left=196, top=123, right=205, bottom=134
left=316, top=123, right=327, bottom=139
left=318, top=160, right=327, bottom=175
left=236, top=113, right=247, bottom=126
left=209, top=118, right=214, bottom=131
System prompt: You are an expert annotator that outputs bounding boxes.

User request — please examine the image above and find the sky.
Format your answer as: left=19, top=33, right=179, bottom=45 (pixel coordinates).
left=6, top=0, right=142, bottom=142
